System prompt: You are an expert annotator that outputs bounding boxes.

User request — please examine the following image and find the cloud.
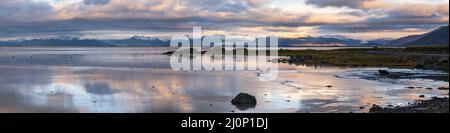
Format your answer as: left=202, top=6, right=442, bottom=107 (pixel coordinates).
left=0, top=0, right=448, bottom=40
left=305, top=0, right=377, bottom=9
left=245, top=0, right=271, bottom=7
left=83, top=0, right=110, bottom=5
left=388, top=3, right=449, bottom=18
left=0, top=0, right=53, bottom=22
left=303, top=0, right=448, bottom=34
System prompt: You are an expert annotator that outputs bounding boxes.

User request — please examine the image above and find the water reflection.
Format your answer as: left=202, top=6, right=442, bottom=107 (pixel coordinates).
left=0, top=47, right=448, bottom=113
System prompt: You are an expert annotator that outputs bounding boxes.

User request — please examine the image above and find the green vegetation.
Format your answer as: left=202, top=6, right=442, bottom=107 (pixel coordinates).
left=279, top=46, right=449, bottom=71
left=403, top=46, right=449, bottom=54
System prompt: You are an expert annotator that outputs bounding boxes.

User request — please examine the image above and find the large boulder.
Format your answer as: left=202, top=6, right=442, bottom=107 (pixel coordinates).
left=231, top=93, right=257, bottom=110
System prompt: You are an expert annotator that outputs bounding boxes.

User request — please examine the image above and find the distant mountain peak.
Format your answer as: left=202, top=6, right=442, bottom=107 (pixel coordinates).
left=387, top=25, right=449, bottom=46
left=129, top=35, right=159, bottom=41
left=318, top=35, right=351, bottom=40
left=278, top=35, right=364, bottom=47
left=0, top=35, right=169, bottom=47
left=50, top=36, right=80, bottom=40
left=403, top=25, right=449, bottom=46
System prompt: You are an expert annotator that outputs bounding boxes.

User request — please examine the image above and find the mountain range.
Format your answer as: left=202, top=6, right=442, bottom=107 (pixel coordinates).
left=404, top=25, right=449, bottom=46
left=1, top=25, right=448, bottom=47
left=278, top=35, right=364, bottom=47
left=385, top=25, right=449, bottom=46
left=0, top=35, right=169, bottom=47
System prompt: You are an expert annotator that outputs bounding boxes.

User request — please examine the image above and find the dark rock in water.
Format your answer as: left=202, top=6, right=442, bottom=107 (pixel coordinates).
left=426, top=87, right=433, bottom=90
left=360, top=107, right=365, bottom=109
left=231, top=93, right=257, bottom=104
left=419, top=95, right=425, bottom=98
left=162, top=48, right=207, bottom=55
left=231, top=93, right=257, bottom=110
left=438, top=57, right=448, bottom=64
left=415, top=63, right=425, bottom=69
left=406, top=87, right=415, bottom=89
left=437, top=87, right=449, bottom=90
left=378, top=70, right=390, bottom=76
left=325, top=85, right=333, bottom=88
left=162, top=51, right=174, bottom=55
left=377, top=69, right=402, bottom=78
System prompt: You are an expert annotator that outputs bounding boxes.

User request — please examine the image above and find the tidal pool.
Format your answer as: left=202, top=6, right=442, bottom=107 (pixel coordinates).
left=0, top=47, right=448, bottom=113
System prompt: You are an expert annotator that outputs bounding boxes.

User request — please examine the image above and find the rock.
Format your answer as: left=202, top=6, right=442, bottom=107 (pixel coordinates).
left=437, top=87, right=449, bottom=90
left=377, top=70, right=402, bottom=78
left=415, top=64, right=425, bottom=69
left=325, top=85, right=333, bottom=88
left=231, top=93, right=256, bottom=104
left=406, top=87, right=415, bottom=89
left=231, top=93, right=257, bottom=110
left=426, top=88, right=433, bottom=90
left=438, top=57, right=448, bottom=63
left=162, top=51, right=174, bottom=55
left=369, top=98, right=449, bottom=113
left=360, top=107, right=365, bottom=109
left=378, top=70, right=390, bottom=76
left=419, top=95, right=425, bottom=98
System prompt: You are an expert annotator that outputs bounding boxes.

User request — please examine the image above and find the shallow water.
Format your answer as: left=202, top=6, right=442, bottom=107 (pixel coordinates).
left=0, top=47, right=448, bottom=113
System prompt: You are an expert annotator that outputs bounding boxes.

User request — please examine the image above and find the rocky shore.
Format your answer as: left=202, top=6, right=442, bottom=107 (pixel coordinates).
left=369, top=97, right=449, bottom=113
left=377, top=69, right=449, bottom=82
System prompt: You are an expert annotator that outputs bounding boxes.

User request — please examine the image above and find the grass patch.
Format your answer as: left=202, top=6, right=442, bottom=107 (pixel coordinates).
left=279, top=47, right=448, bottom=71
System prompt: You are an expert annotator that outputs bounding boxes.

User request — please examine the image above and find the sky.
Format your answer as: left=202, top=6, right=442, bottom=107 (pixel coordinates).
left=0, top=0, right=448, bottom=40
